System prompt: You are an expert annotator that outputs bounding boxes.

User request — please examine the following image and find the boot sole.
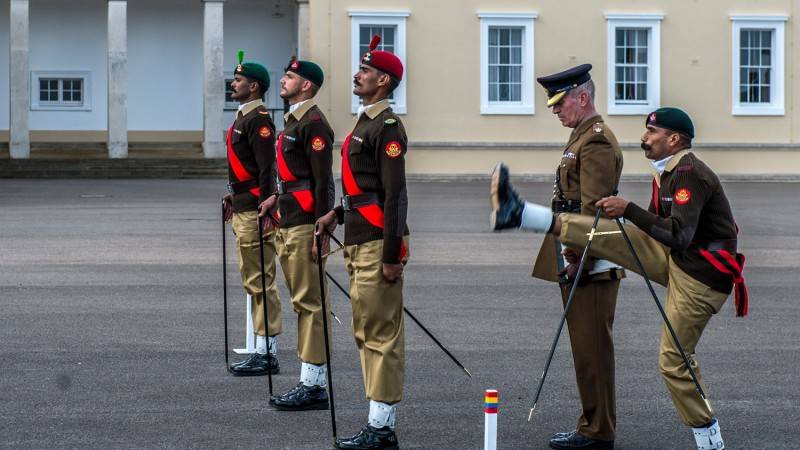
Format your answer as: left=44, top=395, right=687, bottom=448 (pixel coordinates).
left=269, top=401, right=329, bottom=411
left=548, top=442, right=613, bottom=450
left=230, top=368, right=280, bottom=377
left=334, top=444, right=397, bottom=450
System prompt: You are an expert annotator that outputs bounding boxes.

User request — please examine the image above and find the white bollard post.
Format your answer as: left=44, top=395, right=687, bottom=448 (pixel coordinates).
left=484, top=389, right=498, bottom=450
left=233, top=294, right=257, bottom=354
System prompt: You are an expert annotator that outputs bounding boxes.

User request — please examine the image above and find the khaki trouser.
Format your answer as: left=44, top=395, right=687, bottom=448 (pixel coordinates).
left=231, top=211, right=281, bottom=337
left=275, top=224, right=331, bottom=365
left=343, top=238, right=408, bottom=404
left=561, top=279, right=619, bottom=441
left=559, top=214, right=728, bottom=426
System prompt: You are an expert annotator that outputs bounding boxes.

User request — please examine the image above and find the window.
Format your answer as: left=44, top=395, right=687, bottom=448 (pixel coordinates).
left=224, top=77, right=237, bottom=110
left=349, top=11, right=409, bottom=114
left=605, top=14, right=662, bottom=115
left=478, top=13, right=536, bottom=115
left=731, top=16, right=787, bottom=116
left=30, top=71, right=92, bottom=110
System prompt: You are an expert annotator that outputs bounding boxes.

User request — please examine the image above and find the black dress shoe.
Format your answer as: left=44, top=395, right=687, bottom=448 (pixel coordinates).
left=269, top=382, right=329, bottom=411
left=334, top=425, right=398, bottom=450
left=229, top=353, right=279, bottom=376
left=549, top=431, right=613, bottom=450
left=490, top=162, right=525, bottom=230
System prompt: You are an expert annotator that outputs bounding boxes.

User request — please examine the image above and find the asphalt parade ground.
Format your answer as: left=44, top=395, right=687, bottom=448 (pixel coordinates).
left=1, top=179, right=798, bottom=449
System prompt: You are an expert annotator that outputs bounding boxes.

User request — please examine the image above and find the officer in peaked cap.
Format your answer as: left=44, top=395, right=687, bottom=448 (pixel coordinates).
left=495, top=63, right=625, bottom=450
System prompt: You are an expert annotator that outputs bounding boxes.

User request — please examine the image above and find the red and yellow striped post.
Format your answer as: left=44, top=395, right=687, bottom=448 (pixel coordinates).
left=484, top=389, right=498, bottom=450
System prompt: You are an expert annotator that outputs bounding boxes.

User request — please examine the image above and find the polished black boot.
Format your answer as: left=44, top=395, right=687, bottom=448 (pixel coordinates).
left=334, top=425, right=399, bottom=450
left=269, top=382, right=329, bottom=411
left=229, top=353, right=279, bottom=376
left=490, top=162, right=525, bottom=230
left=549, top=431, right=614, bottom=450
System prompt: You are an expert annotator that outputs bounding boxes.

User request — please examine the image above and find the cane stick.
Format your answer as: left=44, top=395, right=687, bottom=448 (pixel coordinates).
left=222, top=200, right=231, bottom=373
left=528, top=207, right=603, bottom=421
left=316, top=233, right=338, bottom=440
left=257, top=215, right=274, bottom=396
left=614, top=218, right=710, bottom=409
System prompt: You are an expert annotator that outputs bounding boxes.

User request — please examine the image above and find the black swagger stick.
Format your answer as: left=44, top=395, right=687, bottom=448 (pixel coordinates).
left=528, top=207, right=604, bottom=421
left=315, top=233, right=338, bottom=440
left=256, top=215, right=274, bottom=396
left=222, top=200, right=232, bottom=373
left=613, top=218, right=710, bottom=409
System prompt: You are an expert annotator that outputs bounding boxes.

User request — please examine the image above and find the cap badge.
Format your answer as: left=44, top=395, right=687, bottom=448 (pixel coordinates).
left=649, top=112, right=657, bottom=123
left=363, top=52, right=372, bottom=63
left=291, top=61, right=300, bottom=70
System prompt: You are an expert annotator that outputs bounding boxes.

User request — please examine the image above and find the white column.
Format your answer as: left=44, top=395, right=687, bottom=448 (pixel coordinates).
left=9, top=0, right=30, bottom=159
left=296, top=0, right=310, bottom=59
left=107, top=1, right=128, bottom=158
left=202, top=0, right=225, bottom=158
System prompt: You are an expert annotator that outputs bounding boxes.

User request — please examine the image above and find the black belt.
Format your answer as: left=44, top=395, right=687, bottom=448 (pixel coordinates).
left=551, top=199, right=582, bottom=213
left=341, top=193, right=380, bottom=211
left=227, top=179, right=258, bottom=195
left=276, top=179, right=311, bottom=195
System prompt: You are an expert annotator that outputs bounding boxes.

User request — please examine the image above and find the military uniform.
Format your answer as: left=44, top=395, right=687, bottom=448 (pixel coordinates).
left=530, top=65, right=624, bottom=444
left=331, top=34, right=407, bottom=450
left=226, top=57, right=281, bottom=376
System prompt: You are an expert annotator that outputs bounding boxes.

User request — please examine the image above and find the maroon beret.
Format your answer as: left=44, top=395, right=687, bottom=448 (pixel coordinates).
left=361, top=35, right=404, bottom=81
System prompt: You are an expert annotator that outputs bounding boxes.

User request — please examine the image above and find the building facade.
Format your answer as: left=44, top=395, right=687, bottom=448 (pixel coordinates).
left=3, top=0, right=800, bottom=176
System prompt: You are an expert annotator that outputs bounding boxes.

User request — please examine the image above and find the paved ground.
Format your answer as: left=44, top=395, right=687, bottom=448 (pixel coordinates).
left=0, top=179, right=798, bottom=449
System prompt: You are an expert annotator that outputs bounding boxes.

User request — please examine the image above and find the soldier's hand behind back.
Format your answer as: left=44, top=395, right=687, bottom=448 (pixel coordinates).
left=382, top=263, right=403, bottom=283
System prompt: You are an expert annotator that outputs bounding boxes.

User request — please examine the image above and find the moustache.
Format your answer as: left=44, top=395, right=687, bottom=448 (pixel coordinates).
left=353, top=79, right=362, bottom=87
left=641, top=143, right=652, bottom=151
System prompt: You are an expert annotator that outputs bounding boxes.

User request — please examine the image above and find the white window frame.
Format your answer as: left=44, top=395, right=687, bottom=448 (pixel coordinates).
left=605, top=14, right=663, bottom=115
left=731, top=15, right=788, bottom=116
left=349, top=10, right=409, bottom=115
left=478, top=12, right=537, bottom=115
left=30, top=70, right=92, bottom=111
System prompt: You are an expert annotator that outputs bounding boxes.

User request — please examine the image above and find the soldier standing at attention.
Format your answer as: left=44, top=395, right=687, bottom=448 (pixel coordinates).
left=513, top=64, right=625, bottom=450
left=316, top=35, right=409, bottom=450
left=491, top=107, right=745, bottom=450
left=259, top=58, right=335, bottom=411
left=224, top=52, right=282, bottom=377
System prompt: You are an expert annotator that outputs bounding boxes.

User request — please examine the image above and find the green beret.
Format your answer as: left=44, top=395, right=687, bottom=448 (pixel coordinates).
left=285, top=59, right=324, bottom=88
left=234, top=50, right=270, bottom=92
left=646, top=107, right=694, bottom=139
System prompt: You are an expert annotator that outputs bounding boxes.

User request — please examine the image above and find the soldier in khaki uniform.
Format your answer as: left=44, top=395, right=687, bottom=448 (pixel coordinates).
left=317, top=34, right=408, bottom=450
left=496, top=64, right=623, bottom=450
left=223, top=53, right=282, bottom=376
left=491, top=107, right=747, bottom=450
left=259, top=59, right=335, bottom=411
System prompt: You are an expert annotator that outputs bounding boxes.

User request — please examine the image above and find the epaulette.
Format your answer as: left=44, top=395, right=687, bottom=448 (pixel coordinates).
left=308, top=111, right=322, bottom=121
left=384, top=117, right=398, bottom=126
left=258, top=109, right=270, bottom=115
left=676, top=164, right=693, bottom=172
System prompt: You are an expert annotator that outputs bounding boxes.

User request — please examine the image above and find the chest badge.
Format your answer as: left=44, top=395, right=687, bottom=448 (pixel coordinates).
left=258, top=126, right=271, bottom=139
left=674, top=188, right=692, bottom=205
left=311, top=136, right=325, bottom=152
left=594, top=124, right=603, bottom=133
left=385, top=141, right=402, bottom=158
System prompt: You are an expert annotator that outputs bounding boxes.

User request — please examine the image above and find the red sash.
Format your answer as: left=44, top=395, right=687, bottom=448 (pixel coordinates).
left=699, top=248, right=749, bottom=317
left=227, top=125, right=260, bottom=197
left=341, top=133, right=407, bottom=260
left=651, top=178, right=660, bottom=215
left=276, top=132, right=314, bottom=213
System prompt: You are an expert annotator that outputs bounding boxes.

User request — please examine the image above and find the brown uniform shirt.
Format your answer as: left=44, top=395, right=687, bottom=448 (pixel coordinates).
left=534, top=115, right=624, bottom=282
left=227, top=100, right=276, bottom=213
left=624, top=151, right=738, bottom=294
left=277, top=100, right=335, bottom=227
left=335, top=99, right=410, bottom=264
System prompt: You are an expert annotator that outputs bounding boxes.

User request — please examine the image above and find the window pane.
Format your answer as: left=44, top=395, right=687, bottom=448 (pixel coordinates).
left=637, top=83, right=648, bottom=100
left=510, top=28, right=522, bottom=45
left=499, top=83, right=509, bottom=101
left=499, top=28, right=509, bottom=45
left=49, top=80, right=58, bottom=90
left=615, top=47, right=624, bottom=64
left=740, top=49, right=748, bottom=66
left=489, top=27, right=498, bottom=45
left=638, top=29, right=648, bottom=46
left=489, top=66, right=498, bottom=83
left=510, top=83, right=521, bottom=101
left=499, top=47, right=509, bottom=64
left=615, top=67, right=624, bottom=82
left=510, top=67, right=521, bottom=83
left=762, top=67, right=771, bottom=85
left=741, top=29, right=750, bottom=47
left=740, top=86, right=748, bottom=102
left=489, top=83, right=498, bottom=101
left=40, top=91, right=48, bottom=102
left=636, top=47, right=647, bottom=64
left=383, top=28, right=395, bottom=46
left=761, top=49, right=771, bottom=66
left=49, top=91, right=58, bottom=101
left=498, top=66, right=509, bottom=83
left=615, top=29, right=624, bottom=46
left=510, top=47, right=521, bottom=64
left=39, top=79, right=47, bottom=90
left=761, top=86, right=770, bottom=103
left=360, top=27, right=369, bottom=45
left=615, top=83, right=624, bottom=100
left=489, top=46, right=498, bottom=64
left=637, top=67, right=647, bottom=82
left=63, top=91, right=72, bottom=102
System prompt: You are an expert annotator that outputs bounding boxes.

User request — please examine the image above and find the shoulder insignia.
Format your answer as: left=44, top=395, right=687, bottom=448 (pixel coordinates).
left=676, top=164, right=693, bottom=172
left=384, top=141, right=402, bottom=158
left=258, top=126, right=272, bottom=139
left=311, top=136, right=326, bottom=152
left=674, top=188, right=692, bottom=205
left=258, top=110, right=270, bottom=115
left=309, top=111, right=322, bottom=121
left=384, top=118, right=397, bottom=125
left=593, top=123, right=603, bottom=133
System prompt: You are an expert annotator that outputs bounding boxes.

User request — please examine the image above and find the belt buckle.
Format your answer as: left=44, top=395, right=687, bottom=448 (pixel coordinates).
left=276, top=180, right=286, bottom=195
left=226, top=183, right=234, bottom=195
left=341, top=195, right=352, bottom=211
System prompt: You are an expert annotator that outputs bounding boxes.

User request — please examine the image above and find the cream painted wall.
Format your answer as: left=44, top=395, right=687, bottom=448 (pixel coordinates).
left=310, top=0, right=799, bottom=147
